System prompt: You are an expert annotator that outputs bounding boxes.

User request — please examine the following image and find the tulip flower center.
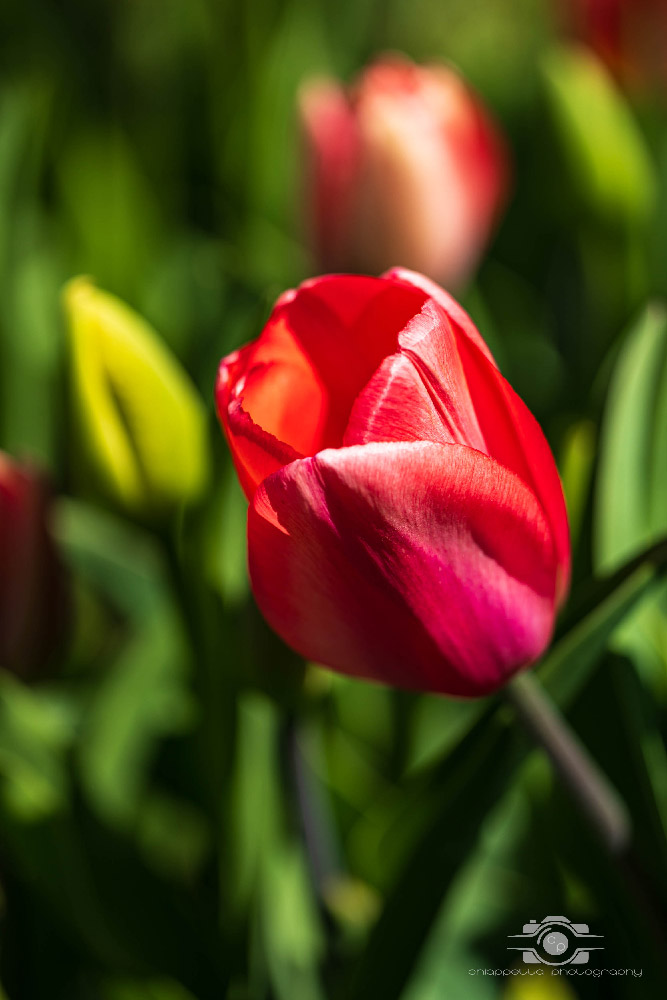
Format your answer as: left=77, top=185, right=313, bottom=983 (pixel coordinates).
left=232, top=276, right=428, bottom=460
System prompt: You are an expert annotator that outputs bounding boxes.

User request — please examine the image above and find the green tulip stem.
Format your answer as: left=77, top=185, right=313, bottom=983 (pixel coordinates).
left=505, top=671, right=631, bottom=855
left=284, top=716, right=343, bottom=906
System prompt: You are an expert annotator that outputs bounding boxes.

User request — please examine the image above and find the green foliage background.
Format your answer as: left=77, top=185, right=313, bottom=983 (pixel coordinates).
left=0, top=1, right=666, bottom=998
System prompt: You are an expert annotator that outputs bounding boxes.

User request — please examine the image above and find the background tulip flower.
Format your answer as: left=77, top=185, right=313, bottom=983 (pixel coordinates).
left=216, top=270, right=570, bottom=697
left=566, top=0, right=667, bottom=91
left=298, top=56, right=508, bottom=291
left=64, top=278, right=209, bottom=520
left=0, top=453, right=69, bottom=679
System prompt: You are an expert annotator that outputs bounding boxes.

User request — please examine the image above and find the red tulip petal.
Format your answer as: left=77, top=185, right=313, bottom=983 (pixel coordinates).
left=384, top=266, right=497, bottom=365
left=217, top=275, right=429, bottom=497
left=346, top=279, right=570, bottom=599
left=298, top=79, right=360, bottom=271
left=0, top=459, right=38, bottom=659
left=338, top=59, right=506, bottom=287
left=248, top=441, right=558, bottom=697
left=0, top=457, right=68, bottom=676
left=277, top=276, right=427, bottom=438
left=301, top=55, right=509, bottom=288
left=454, top=335, right=571, bottom=600
left=343, top=298, right=486, bottom=451
left=216, top=345, right=310, bottom=499
left=289, top=272, right=391, bottom=330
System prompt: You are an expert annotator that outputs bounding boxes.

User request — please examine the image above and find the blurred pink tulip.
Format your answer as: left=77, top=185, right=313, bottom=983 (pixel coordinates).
left=299, top=55, right=509, bottom=290
left=0, top=453, right=69, bottom=679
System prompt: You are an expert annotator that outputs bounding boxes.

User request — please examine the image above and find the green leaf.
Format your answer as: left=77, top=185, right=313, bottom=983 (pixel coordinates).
left=0, top=672, right=76, bottom=821
left=260, top=840, right=325, bottom=1000
left=78, top=609, right=195, bottom=827
left=345, top=539, right=667, bottom=1000
left=596, top=304, right=667, bottom=568
left=227, top=694, right=283, bottom=917
left=204, top=461, right=250, bottom=609
left=597, top=658, right=667, bottom=885
left=595, top=304, right=667, bottom=687
left=230, top=696, right=325, bottom=1000
left=57, top=498, right=167, bottom=621
left=558, top=419, right=596, bottom=557
left=136, top=793, right=210, bottom=883
left=346, top=711, right=516, bottom=1000
left=541, top=543, right=667, bottom=706
left=103, top=979, right=196, bottom=1000
left=57, top=129, right=162, bottom=300
left=541, top=46, right=656, bottom=228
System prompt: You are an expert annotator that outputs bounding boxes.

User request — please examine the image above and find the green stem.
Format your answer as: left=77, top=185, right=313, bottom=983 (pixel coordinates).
left=505, top=671, right=631, bottom=854
left=160, top=525, right=238, bottom=934
left=506, top=671, right=667, bottom=962
left=284, top=716, right=342, bottom=904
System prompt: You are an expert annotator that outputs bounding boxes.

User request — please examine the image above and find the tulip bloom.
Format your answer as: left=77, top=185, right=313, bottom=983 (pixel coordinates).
left=299, top=56, right=508, bottom=291
left=0, top=454, right=69, bottom=679
left=216, top=270, right=569, bottom=697
left=567, top=0, right=667, bottom=91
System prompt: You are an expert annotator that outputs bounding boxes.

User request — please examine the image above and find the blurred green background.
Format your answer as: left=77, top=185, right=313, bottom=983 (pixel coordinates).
left=1, top=0, right=667, bottom=998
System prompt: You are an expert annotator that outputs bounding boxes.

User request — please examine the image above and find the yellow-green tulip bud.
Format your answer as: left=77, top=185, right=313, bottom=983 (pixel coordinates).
left=64, top=277, right=209, bottom=519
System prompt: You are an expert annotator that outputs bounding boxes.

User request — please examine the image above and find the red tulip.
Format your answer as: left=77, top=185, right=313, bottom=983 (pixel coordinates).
left=0, top=454, right=69, bottom=679
left=216, top=270, right=569, bottom=697
left=299, top=56, right=508, bottom=290
left=566, top=0, right=667, bottom=91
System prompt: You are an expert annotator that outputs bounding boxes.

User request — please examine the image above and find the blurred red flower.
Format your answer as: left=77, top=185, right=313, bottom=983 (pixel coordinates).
left=299, top=55, right=508, bottom=291
left=0, top=454, right=69, bottom=680
left=216, top=270, right=569, bottom=697
left=567, top=0, right=667, bottom=91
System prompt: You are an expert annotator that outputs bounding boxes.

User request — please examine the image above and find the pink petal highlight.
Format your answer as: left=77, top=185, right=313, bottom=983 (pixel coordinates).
left=249, top=441, right=558, bottom=697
